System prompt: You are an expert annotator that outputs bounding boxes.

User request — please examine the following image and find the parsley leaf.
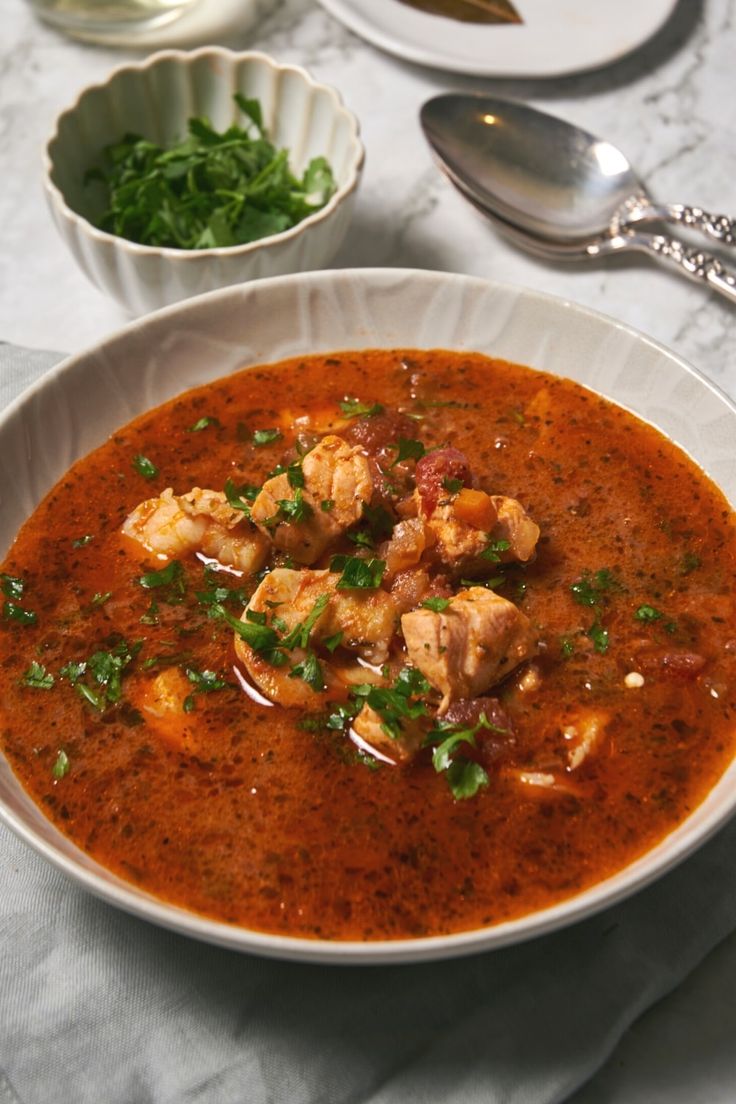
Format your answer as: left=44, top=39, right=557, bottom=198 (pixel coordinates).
left=329, top=555, right=386, bottom=590
left=289, top=650, right=325, bottom=692
left=22, top=661, right=55, bottom=690
left=635, top=604, right=663, bottom=623
left=1, top=573, right=24, bottom=600
left=391, top=438, right=426, bottom=466
left=442, top=477, right=464, bottom=494
left=52, top=750, right=70, bottom=780
left=214, top=603, right=287, bottom=666
left=275, top=487, right=313, bottom=523
left=2, top=601, right=36, bottom=626
left=280, top=594, right=329, bottom=651
left=350, top=666, right=430, bottom=740
left=138, top=560, right=186, bottom=600
left=480, top=539, right=511, bottom=563
left=72, top=535, right=94, bottom=548
left=224, top=478, right=259, bottom=515
left=187, top=416, right=221, bottom=432
left=89, top=95, right=336, bottom=250
left=185, top=667, right=228, bottom=693
left=426, top=712, right=501, bottom=799
left=132, top=454, right=159, bottom=481
left=422, top=597, right=450, bottom=612
left=339, top=399, right=384, bottom=418
left=252, top=428, right=282, bottom=447
left=587, top=620, right=609, bottom=654
left=570, top=568, right=622, bottom=607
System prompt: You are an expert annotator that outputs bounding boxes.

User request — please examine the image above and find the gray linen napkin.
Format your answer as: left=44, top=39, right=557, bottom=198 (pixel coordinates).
left=1, top=342, right=735, bottom=1104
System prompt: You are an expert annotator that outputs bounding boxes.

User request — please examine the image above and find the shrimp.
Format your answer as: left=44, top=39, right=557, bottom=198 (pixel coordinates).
left=122, top=487, right=269, bottom=574
left=250, top=435, right=373, bottom=564
left=135, top=668, right=199, bottom=753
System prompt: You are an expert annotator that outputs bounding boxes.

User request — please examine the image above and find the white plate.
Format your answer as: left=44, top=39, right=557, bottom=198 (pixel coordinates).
left=315, top=0, right=678, bottom=77
left=1, top=268, right=735, bottom=964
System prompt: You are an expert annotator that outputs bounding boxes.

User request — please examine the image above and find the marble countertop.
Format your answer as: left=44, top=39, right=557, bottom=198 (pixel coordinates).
left=2, top=0, right=736, bottom=1100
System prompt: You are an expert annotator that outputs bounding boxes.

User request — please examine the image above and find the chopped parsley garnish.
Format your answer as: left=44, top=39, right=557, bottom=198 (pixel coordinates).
left=196, top=568, right=248, bottom=618
left=132, top=454, right=159, bottom=481
left=286, top=460, right=305, bottom=489
left=422, top=597, right=450, bottom=612
left=570, top=568, right=622, bottom=607
left=347, top=529, right=375, bottom=550
left=22, top=661, right=55, bottom=690
left=1, top=573, right=25, bottom=599
left=187, top=416, right=221, bottom=432
left=339, top=399, right=384, bottom=418
left=321, top=499, right=335, bottom=512
left=87, top=93, right=336, bottom=250
left=323, top=630, right=343, bottom=653
left=560, top=635, right=576, bottom=658
left=224, top=478, right=259, bottom=515
left=587, top=620, right=609, bottom=655
left=52, top=750, right=70, bottom=780
left=138, top=560, right=186, bottom=600
left=280, top=594, right=329, bottom=651
left=59, top=660, right=86, bottom=684
left=480, top=539, right=511, bottom=563
left=70, top=639, right=141, bottom=711
left=214, top=603, right=286, bottom=666
left=90, top=591, right=112, bottom=608
left=391, top=438, right=426, bottom=466
left=140, top=599, right=160, bottom=625
left=329, top=555, right=386, bottom=590
left=2, top=602, right=37, bottom=626
left=72, top=535, right=94, bottom=548
left=274, top=487, right=313, bottom=523
left=289, top=651, right=325, bottom=692
left=635, top=604, right=663, bottom=623
left=427, top=712, right=503, bottom=799
left=185, top=667, right=228, bottom=693
left=442, top=477, right=464, bottom=494
left=349, top=666, right=431, bottom=740
left=252, top=428, right=282, bottom=447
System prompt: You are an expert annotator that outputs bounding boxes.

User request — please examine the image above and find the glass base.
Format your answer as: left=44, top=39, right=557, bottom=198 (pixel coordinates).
left=31, top=0, right=197, bottom=36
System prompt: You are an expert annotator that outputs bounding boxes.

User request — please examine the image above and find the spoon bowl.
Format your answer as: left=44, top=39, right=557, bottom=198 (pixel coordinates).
left=420, top=93, right=639, bottom=244
left=420, top=92, right=736, bottom=304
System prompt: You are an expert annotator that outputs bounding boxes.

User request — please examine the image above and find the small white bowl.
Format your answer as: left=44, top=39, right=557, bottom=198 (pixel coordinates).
left=43, top=49, right=365, bottom=314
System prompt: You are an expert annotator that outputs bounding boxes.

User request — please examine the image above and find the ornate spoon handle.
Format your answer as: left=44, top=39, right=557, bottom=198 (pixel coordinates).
left=623, top=199, right=736, bottom=246
left=627, top=230, right=736, bottom=304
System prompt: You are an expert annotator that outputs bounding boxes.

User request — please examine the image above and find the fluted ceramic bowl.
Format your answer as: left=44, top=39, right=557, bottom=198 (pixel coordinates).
left=43, top=49, right=364, bottom=314
left=1, top=269, right=736, bottom=964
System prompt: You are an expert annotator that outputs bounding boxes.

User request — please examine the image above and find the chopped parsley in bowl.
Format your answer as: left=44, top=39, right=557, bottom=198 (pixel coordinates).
left=43, top=48, right=364, bottom=313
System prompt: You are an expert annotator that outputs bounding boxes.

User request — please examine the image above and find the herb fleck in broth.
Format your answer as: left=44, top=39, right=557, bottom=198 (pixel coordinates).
left=1, top=348, right=735, bottom=941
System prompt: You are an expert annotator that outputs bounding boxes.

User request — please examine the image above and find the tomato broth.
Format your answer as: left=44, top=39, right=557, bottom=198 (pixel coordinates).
left=1, top=349, right=735, bottom=940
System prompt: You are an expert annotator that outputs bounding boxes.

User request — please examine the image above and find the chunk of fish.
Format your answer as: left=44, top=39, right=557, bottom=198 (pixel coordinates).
left=250, top=435, right=373, bottom=564
left=401, top=586, right=537, bottom=711
left=351, top=703, right=424, bottom=765
left=420, top=490, right=539, bottom=574
left=123, top=487, right=269, bottom=574
left=234, top=568, right=398, bottom=707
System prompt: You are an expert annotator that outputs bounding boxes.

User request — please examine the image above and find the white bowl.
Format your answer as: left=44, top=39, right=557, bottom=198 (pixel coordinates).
left=43, top=49, right=364, bottom=314
left=1, top=269, right=735, bottom=964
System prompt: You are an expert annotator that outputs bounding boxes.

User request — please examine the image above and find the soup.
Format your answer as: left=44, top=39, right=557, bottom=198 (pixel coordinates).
left=1, top=349, right=735, bottom=940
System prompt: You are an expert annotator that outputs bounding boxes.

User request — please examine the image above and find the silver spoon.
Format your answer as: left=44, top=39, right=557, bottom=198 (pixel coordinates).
left=420, top=93, right=736, bottom=304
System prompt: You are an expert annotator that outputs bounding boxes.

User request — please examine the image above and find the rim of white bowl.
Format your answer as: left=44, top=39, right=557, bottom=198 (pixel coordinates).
left=2, top=268, right=736, bottom=965
left=42, top=47, right=365, bottom=260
